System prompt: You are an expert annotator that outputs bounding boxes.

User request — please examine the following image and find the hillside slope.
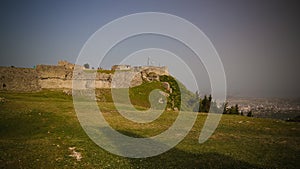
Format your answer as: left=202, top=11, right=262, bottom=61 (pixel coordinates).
left=0, top=90, right=299, bottom=168
left=95, top=75, right=198, bottom=111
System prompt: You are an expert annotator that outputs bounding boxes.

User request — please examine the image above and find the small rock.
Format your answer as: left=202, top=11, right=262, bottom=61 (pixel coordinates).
left=68, top=147, right=76, bottom=151
left=0, top=97, right=7, bottom=103
left=159, top=91, right=169, bottom=97
left=63, top=89, right=72, bottom=95
left=161, top=82, right=170, bottom=91
left=68, top=147, right=82, bottom=161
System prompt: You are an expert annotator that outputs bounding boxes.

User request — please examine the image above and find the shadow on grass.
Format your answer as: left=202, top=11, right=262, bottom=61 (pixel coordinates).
left=99, top=127, right=261, bottom=169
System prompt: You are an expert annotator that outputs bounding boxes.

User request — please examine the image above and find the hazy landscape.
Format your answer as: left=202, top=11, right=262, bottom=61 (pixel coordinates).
left=0, top=67, right=299, bottom=168
left=227, top=97, right=300, bottom=120
left=1, top=0, right=300, bottom=169
left=0, top=61, right=299, bottom=169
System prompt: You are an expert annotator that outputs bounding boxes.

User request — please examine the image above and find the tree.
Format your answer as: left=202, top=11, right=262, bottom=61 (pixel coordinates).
left=228, top=104, right=239, bottom=114
left=197, top=95, right=212, bottom=113
left=206, top=94, right=212, bottom=112
left=223, top=103, right=240, bottom=115
left=199, top=95, right=208, bottom=112
left=202, top=95, right=208, bottom=112
left=83, top=63, right=90, bottom=69
left=247, top=110, right=253, bottom=117
left=208, top=94, right=212, bottom=102
left=223, top=102, right=228, bottom=114
left=234, top=104, right=239, bottom=114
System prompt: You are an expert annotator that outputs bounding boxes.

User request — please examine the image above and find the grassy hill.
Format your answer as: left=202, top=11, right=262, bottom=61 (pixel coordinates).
left=0, top=89, right=299, bottom=168
left=95, top=76, right=197, bottom=111
left=94, top=81, right=168, bottom=109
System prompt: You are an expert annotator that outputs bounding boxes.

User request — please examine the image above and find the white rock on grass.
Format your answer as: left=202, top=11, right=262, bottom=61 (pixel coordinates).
left=68, top=147, right=82, bottom=161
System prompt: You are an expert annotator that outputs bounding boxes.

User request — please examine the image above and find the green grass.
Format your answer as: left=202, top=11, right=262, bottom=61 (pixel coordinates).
left=96, top=81, right=166, bottom=109
left=96, top=80, right=197, bottom=111
left=0, top=90, right=299, bottom=168
left=82, top=69, right=115, bottom=74
left=97, top=69, right=115, bottom=74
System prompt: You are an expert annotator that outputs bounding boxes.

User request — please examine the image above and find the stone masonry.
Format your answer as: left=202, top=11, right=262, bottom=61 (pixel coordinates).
left=0, top=61, right=169, bottom=91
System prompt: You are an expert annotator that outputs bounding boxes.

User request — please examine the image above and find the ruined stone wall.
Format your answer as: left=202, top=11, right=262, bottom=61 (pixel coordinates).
left=137, top=66, right=169, bottom=76
left=36, top=64, right=73, bottom=89
left=0, top=62, right=169, bottom=91
left=0, top=67, right=40, bottom=91
left=36, top=64, right=73, bottom=79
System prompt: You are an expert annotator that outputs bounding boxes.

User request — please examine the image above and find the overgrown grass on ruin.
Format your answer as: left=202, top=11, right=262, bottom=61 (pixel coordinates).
left=97, top=69, right=115, bottom=74
left=0, top=90, right=299, bottom=168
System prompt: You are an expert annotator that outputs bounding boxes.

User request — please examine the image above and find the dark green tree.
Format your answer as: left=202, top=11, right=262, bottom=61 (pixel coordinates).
left=200, top=95, right=208, bottom=112
left=83, top=63, right=90, bottom=69
left=234, top=104, right=239, bottom=114
left=206, top=94, right=212, bottom=112
left=223, top=102, right=228, bottom=114
left=228, top=104, right=239, bottom=114
left=247, top=110, right=253, bottom=117
left=208, top=94, right=212, bottom=102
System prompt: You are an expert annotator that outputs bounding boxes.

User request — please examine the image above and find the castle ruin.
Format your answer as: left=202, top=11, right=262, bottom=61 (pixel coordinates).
left=0, top=61, right=169, bottom=92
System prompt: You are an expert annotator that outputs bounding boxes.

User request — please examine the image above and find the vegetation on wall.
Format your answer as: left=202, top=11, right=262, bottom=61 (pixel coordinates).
left=159, top=75, right=181, bottom=110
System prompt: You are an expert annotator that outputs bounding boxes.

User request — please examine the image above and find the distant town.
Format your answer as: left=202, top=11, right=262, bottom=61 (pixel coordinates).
left=227, top=97, right=300, bottom=120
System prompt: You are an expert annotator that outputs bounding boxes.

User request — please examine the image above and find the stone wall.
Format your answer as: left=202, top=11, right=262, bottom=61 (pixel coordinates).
left=36, top=63, right=74, bottom=89
left=36, top=65, right=73, bottom=79
left=0, top=67, right=40, bottom=91
left=0, top=61, right=169, bottom=91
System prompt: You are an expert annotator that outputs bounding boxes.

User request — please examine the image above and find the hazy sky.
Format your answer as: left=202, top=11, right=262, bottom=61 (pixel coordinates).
left=0, top=0, right=299, bottom=98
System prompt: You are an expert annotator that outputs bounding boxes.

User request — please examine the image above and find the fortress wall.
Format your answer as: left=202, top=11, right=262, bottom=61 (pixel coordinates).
left=36, top=64, right=73, bottom=79
left=45, top=79, right=112, bottom=89
left=95, top=80, right=111, bottom=88
left=0, top=67, right=40, bottom=91
left=140, top=66, right=169, bottom=76
left=111, top=71, right=143, bottom=88
left=35, top=65, right=114, bottom=89
left=38, top=79, right=73, bottom=89
left=0, top=62, right=169, bottom=91
left=58, top=60, right=75, bottom=69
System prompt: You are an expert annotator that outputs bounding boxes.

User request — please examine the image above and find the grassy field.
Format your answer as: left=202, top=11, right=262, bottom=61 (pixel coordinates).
left=0, top=90, right=299, bottom=168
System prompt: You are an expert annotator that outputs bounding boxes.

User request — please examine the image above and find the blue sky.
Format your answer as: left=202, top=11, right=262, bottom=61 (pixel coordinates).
left=0, top=0, right=299, bottom=98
